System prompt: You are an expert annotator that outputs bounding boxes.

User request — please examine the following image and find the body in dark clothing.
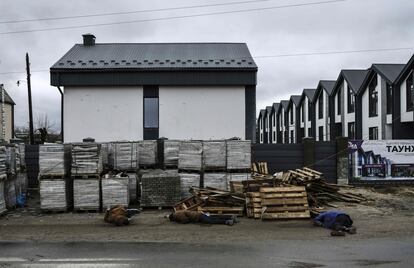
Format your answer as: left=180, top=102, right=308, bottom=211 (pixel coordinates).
left=169, top=211, right=236, bottom=225
left=314, top=210, right=355, bottom=235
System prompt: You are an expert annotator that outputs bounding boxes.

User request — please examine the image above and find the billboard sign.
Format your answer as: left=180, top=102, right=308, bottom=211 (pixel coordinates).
left=348, top=140, right=414, bottom=180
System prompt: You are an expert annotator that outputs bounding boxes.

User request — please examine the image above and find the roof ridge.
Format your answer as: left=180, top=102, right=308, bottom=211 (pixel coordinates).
left=75, top=42, right=248, bottom=45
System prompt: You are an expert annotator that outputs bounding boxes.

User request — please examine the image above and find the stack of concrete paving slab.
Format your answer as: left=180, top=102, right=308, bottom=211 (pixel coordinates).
left=226, top=140, right=251, bottom=171
left=178, top=141, right=202, bottom=171
left=0, top=181, right=6, bottom=215
left=73, top=179, right=100, bottom=211
left=137, top=140, right=157, bottom=167
left=204, top=173, right=228, bottom=191
left=163, top=140, right=180, bottom=168
left=202, top=141, right=226, bottom=171
left=127, top=172, right=138, bottom=203
left=101, top=175, right=129, bottom=208
left=40, top=179, right=68, bottom=211
left=39, top=144, right=67, bottom=176
left=179, top=173, right=200, bottom=199
left=71, top=143, right=102, bottom=175
left=140, top=170, right=181, bottom=207
left=110, top=142, right=139, bottom=171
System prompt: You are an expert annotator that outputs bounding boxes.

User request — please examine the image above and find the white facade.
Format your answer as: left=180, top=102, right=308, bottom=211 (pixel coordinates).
left=278, top=108, right=286, bottom=143
left=301, top=97, right=312, bottom=138
left=64, top=86, right=144, bottom=142
left=400, top=71, right=414, bottom=123
left=159, top=86, right=245, bottom=140
left=271, top=111, right=277, bottom=143
left=287, top=105, right=296, bottom=143
left=315, top=89, right=330, bottom=141
left=258, top=115, right=264, bottom=143
left=64, top=86, right=245, bottom=142
left=0, top=103, right=13, bottom=142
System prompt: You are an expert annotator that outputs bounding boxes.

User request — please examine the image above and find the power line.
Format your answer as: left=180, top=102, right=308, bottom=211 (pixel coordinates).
left=0, top=0, right=346, bottom=35
left=0, top=45, right=412, bottom=76
left=0, top=0, right=276, bottom=24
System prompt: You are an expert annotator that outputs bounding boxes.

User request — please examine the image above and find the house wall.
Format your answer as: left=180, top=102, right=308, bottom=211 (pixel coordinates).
left=64, top=86, right=143, bottom=142
left=304, top=97, right=312, bottom=138
left=271, top=111, right=277, bottom=143
left=288, top=105, right=296, bottom=143
left=0, top=103, right=13, bottom=142
left=400, top=71, right=414, bottom=122
left=315, top=90, right=329, bottom=141
left=159, top=86, right=245, bottom=140
left=278, top=109, right=286, bottom=143
left=362, top=74, right=382, bottom=139
left=258, top=116, right=264, bottom=143
left=342, top=80, right=355, bottom=137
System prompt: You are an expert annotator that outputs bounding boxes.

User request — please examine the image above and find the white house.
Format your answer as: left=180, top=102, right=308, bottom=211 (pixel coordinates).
left=265, top=106, right=273, bottom=143
left=357, top=64, right=405, bottom=140
left=313, top=81, right=335, bottom=141
left=298, top=88, right=316, bottom=141
left=277, top=100, right=289, bottom=144
left=331, top=70, right=368, bottom=140
left=257, top=109, right=265, bottom=143
left=50, top=34, right=257, bottom=142
left=286, top=95, right=301, bottom=143
left=0, top=86, right=15, bottom=142
left=271, top=103, right=279, bottom=143
left=393, top=54, right=414, bottom=139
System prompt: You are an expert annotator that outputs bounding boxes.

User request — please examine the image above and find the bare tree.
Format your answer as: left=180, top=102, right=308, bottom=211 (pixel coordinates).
left=35, top=114, right=56, bottom=134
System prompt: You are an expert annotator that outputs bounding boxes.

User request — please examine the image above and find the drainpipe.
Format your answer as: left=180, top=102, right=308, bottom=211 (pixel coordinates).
left=56, top=86, right=64, bottom=142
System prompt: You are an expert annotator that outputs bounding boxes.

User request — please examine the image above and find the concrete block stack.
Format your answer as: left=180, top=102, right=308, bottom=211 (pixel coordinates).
left=109, top=142, right=139, bottom=171
left=39, top=144, right=71, bottom=212
left=138, top=140, right=157, bottom=167
left=0, top=180, right=5, bottom=215
left=163, top=140, right=180, bottom=168
left=178, top=141, right=202, bottom=171
left=226, top=140, right=251, bottom=171
left=179, top=173, right=200, bottom=199
left=72, top=143, right=102, bottom=211
left=127, top=172, right=138, bottom=202
left=204, top=173, right=228, bottom=191
left=140, top=170, right=181, bottom=207
left=101, top=174, right=130, bottom=209
left=4, top=146, right=17, bottom=210
left=202, top=141, right=226, bottom=171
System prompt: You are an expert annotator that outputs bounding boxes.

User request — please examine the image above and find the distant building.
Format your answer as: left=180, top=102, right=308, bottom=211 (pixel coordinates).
left=50, top=34, right=257, bottom=142
left=286, top=95, right=301, bottom=143
left=314, top=80, right=335, bottom=141
left=0, top=87, right=15, bottom=142
left=297, top=89, right=316, bottom=142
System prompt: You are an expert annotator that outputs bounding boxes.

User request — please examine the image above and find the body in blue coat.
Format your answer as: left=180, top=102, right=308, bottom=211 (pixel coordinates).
left=314, top=210, right=353, bottom=230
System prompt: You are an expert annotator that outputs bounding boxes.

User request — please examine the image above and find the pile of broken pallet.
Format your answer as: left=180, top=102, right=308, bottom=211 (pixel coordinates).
left=173, top=187, right=246, bottom=216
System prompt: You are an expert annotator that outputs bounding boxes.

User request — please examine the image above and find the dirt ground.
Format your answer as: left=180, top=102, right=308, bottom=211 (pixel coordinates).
left=1, top=186, right=413, bottom=242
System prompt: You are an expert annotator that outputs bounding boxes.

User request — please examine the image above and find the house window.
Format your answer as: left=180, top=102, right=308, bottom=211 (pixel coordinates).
left=348, top=122, right=355, bottom=139
left=337, top=88, right=341, bottom=115
left=347, top=85, right=355, bottom=113
left=290, top=109, right=294, bottom=124
left=369, top=127, right=378, bottom=140
left=143, top=86, right=159, bottom=140
left=260, top=133, right=263, bottom=142
left=308, top=127, right=311, bottom=137
left=407, top=72, right=414, bottom=112
left=308, top=102, right=311, bottom=121
left=369, top=76, right=378, bottom=117
left=318, top=92, right=323, bottom=119
left=386, top=83, right=393, bottom=115
left=301, top=106, right=304, bottom=123
left=290, top=130, right=294, bottom=143
left=318, top=126, right=323, bottom=141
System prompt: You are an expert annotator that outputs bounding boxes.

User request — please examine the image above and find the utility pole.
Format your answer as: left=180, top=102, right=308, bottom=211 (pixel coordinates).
left=26, top=53, right=34, bottom=145
left=0, top=84, right=5, bottom=143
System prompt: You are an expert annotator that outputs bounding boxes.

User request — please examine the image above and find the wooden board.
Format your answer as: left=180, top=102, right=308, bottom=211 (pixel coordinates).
left=198, top=206, right=244, bottom=216
left=261, top=198, right=308, bottom=206
left=260, top=186, right=307, bottom=193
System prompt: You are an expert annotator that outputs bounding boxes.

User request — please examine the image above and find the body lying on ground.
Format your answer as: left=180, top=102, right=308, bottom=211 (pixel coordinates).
left=168, top=211, right=237, bottom=225
left=313, top=210, right=356, bottom=236
left=104, top=206, right=140, bottom=226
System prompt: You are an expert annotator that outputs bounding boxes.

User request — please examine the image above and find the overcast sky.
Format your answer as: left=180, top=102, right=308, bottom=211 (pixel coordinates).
left=0, top=0, right=413, bottom=132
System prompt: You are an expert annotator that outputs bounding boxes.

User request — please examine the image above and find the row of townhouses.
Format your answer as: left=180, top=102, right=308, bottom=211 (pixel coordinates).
left=258, top=54, right=414, bottom=143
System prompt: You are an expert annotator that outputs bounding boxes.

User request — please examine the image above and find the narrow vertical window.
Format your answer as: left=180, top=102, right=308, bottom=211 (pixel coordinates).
left=290, top=109, right=293, bottom=124
left=301, top=105, right=304, bottom=123
left=319, top=126, right=324, bottom=141
left=143, top=86, right=159, bottom=140
left=318, top=92, right=323, bottom=119
left=407, top=72, right=413, bottom=112
left=337, top=87, right=341, bottom=115
left=368, top=76, right=378, bottom=117
left=347, top=85, right=355, bottom=113
left=348, top=122, right=355, bottom=139
left=369, top=127, right=378, bottom=140
left=386, top=83, right=393, bottom=115
left=308, top=101, right=311, bottom=121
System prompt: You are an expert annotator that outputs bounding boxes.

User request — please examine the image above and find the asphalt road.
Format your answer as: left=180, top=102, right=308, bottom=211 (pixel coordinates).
left=0, top=239, right=413, bottom=268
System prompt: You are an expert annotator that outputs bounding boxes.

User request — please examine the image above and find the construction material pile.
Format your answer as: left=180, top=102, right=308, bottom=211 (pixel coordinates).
left=0, top=181, right=6, bottom=215
left=140, top=170, right=181, bottom=207
left=179, top=173, right=200, bottom=199
left=226, top=140, right=251, bottom=170
left=178, top=141, right=202, bottom=171
left=40, top=180, right=69, bottom=211
left=164, top=140, right=180, bottom=168
left=110, top=142, right=139, bottom=171
left=73, top=179, right=100, bottom=211
left=39, top=144, right=67, bottom=175
left=0, top=146, right=7, bottom=179
left=71, top=143, right=102, bottom=175
left=174, top=187, right=245, bottom=216
left=202, top=141, right=226, bottom=170
left=101, top=173, right=130, bottom=208
left=138, top=141, right=157, bottom=167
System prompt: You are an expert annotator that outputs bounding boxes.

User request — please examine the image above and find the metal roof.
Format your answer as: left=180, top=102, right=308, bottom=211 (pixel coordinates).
left=372, top=64, right=405, bottom=83
left=290, top=95, right=302, bottom=107
left=341, top=69, right=369, bottom=93
left=303, top=88, right=316, bottom=101
left=0, top=88, right=15, bottom=105
left=395, top=54, right=414, bottom=86
left=51, top=43, right=257, bottom=70
left=272, top=102, right=280, bottom=113
left=280, top=100, right=290, bottom=110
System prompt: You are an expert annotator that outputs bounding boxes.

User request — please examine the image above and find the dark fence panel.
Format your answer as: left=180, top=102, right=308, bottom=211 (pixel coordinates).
left=314, top=141, right=337, bottom=183
left=25, top=144, right=39, bottom=188
left=252, top=143, right=304, bottom=174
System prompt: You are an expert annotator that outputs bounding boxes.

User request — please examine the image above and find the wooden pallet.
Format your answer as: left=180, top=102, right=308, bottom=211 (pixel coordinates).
left=229, top=181, right=244, bottom=193
left=260, top=186, right=310, bottom=220
left=252, top=162, right=268, bottom=175
left=173, top=195, right=203, bottom=212
left=246, top=192, right=261, bottom=219
left=197, top=206, right=244, bottom=216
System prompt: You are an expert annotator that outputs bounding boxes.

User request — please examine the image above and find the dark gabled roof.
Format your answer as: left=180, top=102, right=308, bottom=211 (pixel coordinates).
left=0, top=89, right=15, bottom=105
left=258, top=109, right=266, bottom=119
left=358, top=63, right=405, bottom=95
left=280, top=100, right=290, bottom=111
left=395, top=54, right=414, bottom=86
left=272, top=103, right=280, bottom=114
left=51, top=43, right=257, bottom=70
left=313, top=80, right=336, bottom=102
left=303, top=88, right=316, bottom=101
left=289, top=95, right=302, bottom=109
left=265, top=106, right=272, bottom=116
left=342, top=69, right=369, bottom=93
left=372, top=64, right=405, bottom=83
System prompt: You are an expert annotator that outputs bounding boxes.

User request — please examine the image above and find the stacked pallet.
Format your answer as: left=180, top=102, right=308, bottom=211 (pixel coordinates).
left=0, top=181, right=5, bottom=215
left=18, top=144, right=25, bottom=170
left=202, top=141, right=226, bottom=170
left=4, top=178, right=16, bottom=209
left=178, top=141, right=202, bottom=171
left=110, top=142, right=139, bottom=171
left=138, top=140, right=157, bottom=167
left=40, top=180, right=69, bottom=211
left=179, top=173, right=200, bottom=199
left=72, top=143, right=102, bottom=211
left=71, top=143, right=102, bottom=175
left=100, top=143, right=110, bottom=169
left=226, top=140, right=251, bottom=171
left=101, top=175, right=129, bottom=209
left=127, top=172, right=138, bottom=203
left=164, top=140, right=180, bottom=168
left=140, top=170, right=181, bottom=207
left=246, top=192, right=261, bottom=219
left=227, top=173, right=250, bottom=193
left=203, top=173, right=228, bottom=191
left=260, top=186, right=310, bottom=220
left=39, top=144, right=67, bottom=175
left=73, top=179, right=100, bottom=211
left=5, top=146, right=17, bottom=175
left=0, top=146, right=7, bottom=179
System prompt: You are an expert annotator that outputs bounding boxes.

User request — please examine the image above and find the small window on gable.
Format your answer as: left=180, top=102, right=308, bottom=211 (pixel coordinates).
left=407, top=72, right=414, bottom=112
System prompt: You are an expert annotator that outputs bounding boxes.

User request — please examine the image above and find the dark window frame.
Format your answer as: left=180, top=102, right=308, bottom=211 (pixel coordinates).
left=369, top=127, right=378, bottom=140
left=368, top=76, right=378, bottom=117
left=318, top=91, right=323, bottom=119
left=318, top=126, right=323, bottom=141
left=386, top=82, right=393, bottom=115
left=301, top=104, right=305, bottom=123
left=307, top=100, right=311, bottom=121
left=337, top=87, right=341, bottom=115
left=290, top=108, right=294, bottom=124
left=407, top=72, right=414, bottom=112
left=143, top=86, right=159, bottom=140
left=348, top=122, right=355, bottom=139
left=347, top=85, right=355, bottom=113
